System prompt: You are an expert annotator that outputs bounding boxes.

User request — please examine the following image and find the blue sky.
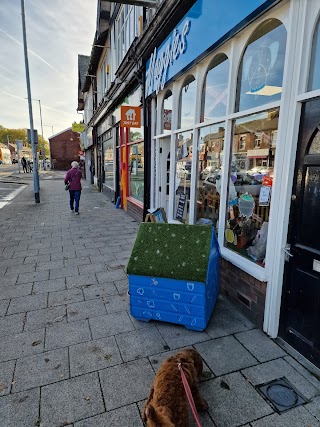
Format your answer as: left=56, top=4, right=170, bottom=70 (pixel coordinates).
left=0, top=0, right=97, bottom=140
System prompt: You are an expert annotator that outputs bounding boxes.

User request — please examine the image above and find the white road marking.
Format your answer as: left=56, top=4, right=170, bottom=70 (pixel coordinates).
left=0, top=185, right=27, bottom=209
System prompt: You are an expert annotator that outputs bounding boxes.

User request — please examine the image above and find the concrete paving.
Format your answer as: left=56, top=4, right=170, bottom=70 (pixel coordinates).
left=0, top=171, right=319, bottom=427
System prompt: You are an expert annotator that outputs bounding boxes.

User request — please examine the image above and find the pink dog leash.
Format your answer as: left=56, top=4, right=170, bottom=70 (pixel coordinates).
left=178, top=363, right=202, bottom=427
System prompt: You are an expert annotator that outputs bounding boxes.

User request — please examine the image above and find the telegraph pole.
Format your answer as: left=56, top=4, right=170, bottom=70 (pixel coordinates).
left=21, top=0, right=40, bottom=203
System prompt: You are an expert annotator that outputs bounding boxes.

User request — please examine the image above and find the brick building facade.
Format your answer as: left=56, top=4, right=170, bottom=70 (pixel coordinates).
left=49, top=128, right=80, bottom=170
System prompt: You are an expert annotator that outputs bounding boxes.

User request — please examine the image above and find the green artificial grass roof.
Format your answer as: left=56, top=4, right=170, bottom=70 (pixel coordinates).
left=127, top=223, right=212, bottom=282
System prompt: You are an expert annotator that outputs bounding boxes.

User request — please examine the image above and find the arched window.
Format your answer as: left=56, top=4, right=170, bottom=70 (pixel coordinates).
left=308, top=17, right=320, bottom=91
left=161, top=90, right=172, bottom=134
left=201, top=54, right=229, bottom=122
left=236, top=19, right=287, bottom=112
left=179, top=75, right=196, bottom=129
left=308, top=129, right=320, bottom=154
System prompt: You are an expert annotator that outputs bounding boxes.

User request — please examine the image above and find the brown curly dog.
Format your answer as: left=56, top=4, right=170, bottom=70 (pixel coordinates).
left=142, top=348, right=208, bottom=427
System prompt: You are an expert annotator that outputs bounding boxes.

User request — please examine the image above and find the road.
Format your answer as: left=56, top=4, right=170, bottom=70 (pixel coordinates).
left=0, top=163, right=21, bottom=175
left=0, top=182, right=27, bottom=209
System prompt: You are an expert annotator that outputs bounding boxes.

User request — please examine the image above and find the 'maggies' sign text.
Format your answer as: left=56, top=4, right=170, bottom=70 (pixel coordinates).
left=146, top=20, right=191, bottom=96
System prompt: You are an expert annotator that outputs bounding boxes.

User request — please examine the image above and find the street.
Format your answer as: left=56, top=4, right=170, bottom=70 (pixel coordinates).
left=0, top=182, right=27, bottom=210
left=0, top=163, right=21, bottom=175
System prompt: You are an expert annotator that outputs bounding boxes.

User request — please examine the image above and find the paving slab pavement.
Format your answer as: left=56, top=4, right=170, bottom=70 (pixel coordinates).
left=0, top=172, right=319, bottom=426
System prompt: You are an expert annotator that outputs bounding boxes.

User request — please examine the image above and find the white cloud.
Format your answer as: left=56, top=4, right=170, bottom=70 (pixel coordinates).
left=0, top=0, right=97, bottom=140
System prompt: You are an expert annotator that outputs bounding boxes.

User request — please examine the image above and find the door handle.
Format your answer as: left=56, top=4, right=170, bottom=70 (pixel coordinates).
left=283, top=246, right=293, bottom=262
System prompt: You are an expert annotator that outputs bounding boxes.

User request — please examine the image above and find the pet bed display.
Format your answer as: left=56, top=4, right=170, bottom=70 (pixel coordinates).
left=127, top=223, right=220, bottom=331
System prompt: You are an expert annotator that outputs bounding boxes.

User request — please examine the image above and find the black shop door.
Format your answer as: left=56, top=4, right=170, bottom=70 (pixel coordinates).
left=280, top=99, right=320, bottom=368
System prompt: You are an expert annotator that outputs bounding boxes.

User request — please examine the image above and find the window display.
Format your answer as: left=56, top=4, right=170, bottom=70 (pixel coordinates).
left=201, top=54, right=229, bottom=122
left=224, top=109, right=279, bottom=266
left=196, top=123, right=225, bottom=229
left=129, top=141, right=144, bottom=203
left=236, top=19, right=287, bottom=112
left=103, top=137, right=114, bottom=189
left=175, top=131, right=193, bottom=222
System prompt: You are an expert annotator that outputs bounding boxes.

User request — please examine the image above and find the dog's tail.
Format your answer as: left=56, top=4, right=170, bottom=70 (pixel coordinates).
left=144, top=404, right=175, bottom=427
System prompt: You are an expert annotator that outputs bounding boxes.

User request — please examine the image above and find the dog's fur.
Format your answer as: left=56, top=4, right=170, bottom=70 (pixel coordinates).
left=142, top=348, right=208, bottom=427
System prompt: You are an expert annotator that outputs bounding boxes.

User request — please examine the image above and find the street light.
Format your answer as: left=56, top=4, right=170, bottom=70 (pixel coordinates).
left=21, top=0, right=40, bottom=203
left=6, top=135, right=10, bottom=149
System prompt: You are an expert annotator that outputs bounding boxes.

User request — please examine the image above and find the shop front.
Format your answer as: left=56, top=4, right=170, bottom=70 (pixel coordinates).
left=97, top=86, right=145, bottom=220
left=146, top=0, right=320, bottom=367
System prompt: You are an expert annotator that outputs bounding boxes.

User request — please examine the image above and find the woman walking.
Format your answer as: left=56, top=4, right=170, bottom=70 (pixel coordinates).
left=64, top=161, right=82, bottom=214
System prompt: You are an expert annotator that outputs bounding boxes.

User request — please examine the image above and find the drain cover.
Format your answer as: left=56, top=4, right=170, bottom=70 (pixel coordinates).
left=257, top=378, right=307, bottom=413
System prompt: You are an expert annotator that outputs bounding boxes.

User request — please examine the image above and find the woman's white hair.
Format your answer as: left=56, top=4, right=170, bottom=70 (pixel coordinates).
left=71, top=161, right=79, bottom=168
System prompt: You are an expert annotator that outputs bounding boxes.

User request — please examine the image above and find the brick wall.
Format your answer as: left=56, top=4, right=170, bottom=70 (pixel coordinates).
left=127, top=198, right=143, bottom=222
left=49, top=129, right=80, bottom=170
left=220, top=258, right=267, bottom=327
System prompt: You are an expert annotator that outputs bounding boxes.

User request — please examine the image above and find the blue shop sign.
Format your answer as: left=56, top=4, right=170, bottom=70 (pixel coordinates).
left=146, top=0, right=278, bottom=97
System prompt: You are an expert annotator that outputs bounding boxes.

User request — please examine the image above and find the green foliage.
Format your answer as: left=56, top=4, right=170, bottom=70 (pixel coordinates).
left=0, top=125, right=49, bottom=157
left=127, top=223, right=212, bottom=282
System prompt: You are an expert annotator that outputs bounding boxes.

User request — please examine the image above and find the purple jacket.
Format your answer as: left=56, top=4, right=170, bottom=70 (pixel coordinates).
left=64, top=168, right=82, bottom=191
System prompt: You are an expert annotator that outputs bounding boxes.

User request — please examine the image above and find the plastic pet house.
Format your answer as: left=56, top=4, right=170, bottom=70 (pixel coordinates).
left=127, top=223, right=220, bottom=331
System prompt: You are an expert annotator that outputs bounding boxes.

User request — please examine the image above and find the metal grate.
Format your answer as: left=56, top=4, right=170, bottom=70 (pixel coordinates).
left=257, top=377, right=308, bottom=413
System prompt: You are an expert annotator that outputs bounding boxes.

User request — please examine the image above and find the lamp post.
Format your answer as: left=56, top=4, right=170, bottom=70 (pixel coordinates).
left=21, top=0, right=40, bottom=203
left=6, top=135, right=10, bottom=149
left=25, top=98, right=44, bottom=142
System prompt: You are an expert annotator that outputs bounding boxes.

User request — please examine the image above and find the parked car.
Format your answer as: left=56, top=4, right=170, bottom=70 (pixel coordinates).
left=12, top=159, right=18, bottom=164
left=200, top=166, right=219, bottom=180
left=203, top=172, right=262, bottom=196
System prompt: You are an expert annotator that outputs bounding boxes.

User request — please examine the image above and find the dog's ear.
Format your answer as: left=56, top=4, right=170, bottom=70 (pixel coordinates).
left=145, top=404, right=175, bottom=427
left=145, top=404, right=156, bottom=419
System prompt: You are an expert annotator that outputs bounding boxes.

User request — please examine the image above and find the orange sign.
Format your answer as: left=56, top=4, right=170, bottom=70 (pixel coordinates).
left=120, top=106, right=141, bottom=128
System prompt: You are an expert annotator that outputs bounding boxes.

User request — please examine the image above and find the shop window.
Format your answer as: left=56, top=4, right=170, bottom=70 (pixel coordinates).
left=175, top=131, right=193, bottom=222
left=129, top=141, right=144, bottom=203
left=162, top=90, right=173, bottom=134
left=179, top=75, right=196, bottom=129
left=196, top=123, right=225, bottom=229
left=236, top=19, right=287, bottom=112
left=224, top=108, right=279, bottom=266
left=201, top=54, right=229, bottom=122
left=308, top=18, right=320, bottom=91
left=103, top=134, right=114, bottom=190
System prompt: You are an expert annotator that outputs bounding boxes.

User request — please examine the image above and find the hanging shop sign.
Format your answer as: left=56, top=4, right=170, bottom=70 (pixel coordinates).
left=120, top=106, right=141, bottom=128
left=72, top=122, right=85, bottom=133
left=145, top=0, right=278, bottom=96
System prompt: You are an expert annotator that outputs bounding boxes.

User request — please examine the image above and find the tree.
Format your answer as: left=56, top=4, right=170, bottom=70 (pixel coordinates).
left=0, top=125, right=49, bottom=157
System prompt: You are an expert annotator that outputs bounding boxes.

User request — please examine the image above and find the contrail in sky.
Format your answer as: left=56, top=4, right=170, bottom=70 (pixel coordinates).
left=0, top=27, right=59, bottom=72
left=2, top=91, right=72, bottom=115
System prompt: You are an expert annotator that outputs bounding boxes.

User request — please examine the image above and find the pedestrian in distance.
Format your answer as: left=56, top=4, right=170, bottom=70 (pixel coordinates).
left=64, top=161, right=82, bottom=215
left=27, top=159, right=33, bottom=172
left=21, top=157, right=28, bottom=173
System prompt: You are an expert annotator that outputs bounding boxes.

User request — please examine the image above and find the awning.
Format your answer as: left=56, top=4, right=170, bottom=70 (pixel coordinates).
left=247, top=149, right=269, bottom=159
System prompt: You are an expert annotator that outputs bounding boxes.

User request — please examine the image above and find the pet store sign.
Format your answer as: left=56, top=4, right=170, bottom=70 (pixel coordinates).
left=146, top=20, right=191, bottom=96
left=145, top=0, right=278, bottom=97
